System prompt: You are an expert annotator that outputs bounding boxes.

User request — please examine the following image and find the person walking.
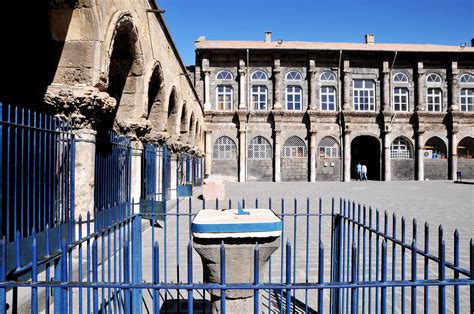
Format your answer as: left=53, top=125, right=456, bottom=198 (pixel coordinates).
left=356, top=162, right=362, bottom=181
left=361, top=163, right=368, bottom=181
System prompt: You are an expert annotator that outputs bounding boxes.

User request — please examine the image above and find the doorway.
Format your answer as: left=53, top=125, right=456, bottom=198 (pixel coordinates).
left=351, top=136, right=381, bottom=180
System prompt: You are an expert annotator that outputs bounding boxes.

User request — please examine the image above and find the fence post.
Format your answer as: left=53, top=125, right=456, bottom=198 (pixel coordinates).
left=331, top=214, right=342, bottom=313
left=469, top=239, right=473, bottom=314
left=0, top=238, right=6, bottom=314
left=132, top=214, right=142, bottom=313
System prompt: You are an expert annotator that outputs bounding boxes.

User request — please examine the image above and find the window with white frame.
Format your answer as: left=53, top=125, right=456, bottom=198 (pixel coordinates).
left=460, top=73, right=474, bottom=83
left=282, top=136, right=307, bottom=158
left=427, top=88, right=442, bottom=112
left=286, top=86, right=303, bottom=111
left=251, top=85, right=268, bottom=110
left=320, top=71, right=336, bottom=81
left=251, top=70, right=268, bottom=81
left=353, top=80, right=375, bottom=111
left=286, top=70, right=303, bottom=81
left=318, top=136, right=340, bottom=158
left=216, top=70, right=233, bottom=80
left=460, top=88, right=474, bottom=112
left=390, top=137, right=412, bottom=159
left=212, top=136, right=237, bottom=160
left=216, top=85, right=233, bottom=110
left=393, top=87, right=409, bottom=111
left=320, top=86, right=336, bottom=111
left=393, top=72, right=409, bottom=83
left=248, top=136, right=272, bottom=160
left=426, top=73, right=442, bottom=83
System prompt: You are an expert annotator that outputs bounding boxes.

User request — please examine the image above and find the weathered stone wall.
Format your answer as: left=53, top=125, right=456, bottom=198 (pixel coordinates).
left=211, top=159, right=238, bottom=181
left=457, top=159, right=474, bottom=179
left=316, top=158, right=341, bottom=181
left=424, top=159, right=448, bottom=180
left=281, top=158, right=307, bottom=181
left=391, top=159, right=415, bottom=180
left=247, top=160, right=273, bottom=182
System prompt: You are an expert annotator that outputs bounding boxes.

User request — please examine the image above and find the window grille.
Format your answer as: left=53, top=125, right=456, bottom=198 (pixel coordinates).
left=251, top=70, right=268, bottom=80
left=286, top=70, right=303, bottom=81
left=248, top=136, right=272, bottom=160
left=318, top=136, right=340, bottom=158
left=460, top=88, right=474, bottom=112
left=460, top=73, right=474, bottom=83
left=390, top=137, right=412, bottom=159
left=426, top=73, right=442, bottom=83
left=393, top=72, right=409, bottom=82
left=282, top=136, right=307, bottom=158
left=212, top=136, right=237, bottom=160
left=320, top=71, right=336, bottom=81
left=353, top=79, right=375, bottom=111
left=216, top=70, right=233, bottom=80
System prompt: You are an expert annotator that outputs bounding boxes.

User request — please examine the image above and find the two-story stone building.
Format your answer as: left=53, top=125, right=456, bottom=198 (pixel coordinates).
left=194, top=33, right=474, bottom=182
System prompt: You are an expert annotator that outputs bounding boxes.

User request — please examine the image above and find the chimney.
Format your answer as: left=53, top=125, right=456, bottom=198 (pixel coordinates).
left=471, top=38, right=474, bottom=47
left=365, top=33, right=375, bottom=45
left=265, top=31, right=272, bottom=43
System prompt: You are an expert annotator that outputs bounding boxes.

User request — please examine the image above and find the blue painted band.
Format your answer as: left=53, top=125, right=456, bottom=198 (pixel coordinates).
left=191, top=221, right=282, bottom=233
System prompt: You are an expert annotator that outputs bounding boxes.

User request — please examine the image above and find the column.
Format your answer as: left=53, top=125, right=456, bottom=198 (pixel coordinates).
left=170, top=154, right=178, bottom=199
left=416, top=131, right=424, bottom=181
left=450, top=62, right=460, bottom=111
left=273, top=56, right=282, bottom=109
left=130, top=140, right=143, bottom=213
left=343, top=60, right=352, bottom=111
left=204, top=130, right=212, bottom=178
left=343, top=130, right=351, bottom=182
left=309, top=131, right=317, bottom=182
left=309, top=60, right=317, bottom=110
left=238, top=68, right=247, bottom=109
left=449, top=129, right=458, bottom=180
left=416, top=62, right=425, bottom=111
left=383, top=131, right=391, bottom=181
left=204, top=70, right=211, bottom=110
left=274, top=129, right=281, bottom=182
left=74, top=128, right=96, bottom=218
left=238, top=129, right=247, bottom=182
left=382, top=61, right=391, bottom=111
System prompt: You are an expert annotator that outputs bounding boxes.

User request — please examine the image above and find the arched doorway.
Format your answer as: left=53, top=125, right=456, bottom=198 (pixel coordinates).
left=351, top=136, right=381, bottom=180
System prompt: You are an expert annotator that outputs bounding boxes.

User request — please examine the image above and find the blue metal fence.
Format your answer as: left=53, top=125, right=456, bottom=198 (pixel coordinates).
left=177, top=153, right=193, bottom=197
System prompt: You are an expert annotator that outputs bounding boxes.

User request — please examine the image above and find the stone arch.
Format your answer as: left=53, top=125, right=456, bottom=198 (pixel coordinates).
left=423, top=136, right=448, bottom=180
left=179, top=101, right=189, bottom=138
left=104, top=12, right=145, bottom=130
left=188, top=112, right=196, bottom=144
left=247, top=136, right=273, bottom=182
left=147, top=61, right=166, bottom=130
left=351, top=135, right=381, bottom=180
left=166, top=87, right=179, bottom=135
left=424, top=136, right=447, bottom=158
left=457, top=136, right=474, bottom=179
left=318, top=136, right=341, bottom=158
left=390, top=136, right=415, bottom=181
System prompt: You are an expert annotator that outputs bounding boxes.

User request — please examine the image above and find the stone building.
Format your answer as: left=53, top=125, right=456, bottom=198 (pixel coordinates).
left=194, top=33, right=474, bottom=182
left=1, top=0, right=205, bottom=217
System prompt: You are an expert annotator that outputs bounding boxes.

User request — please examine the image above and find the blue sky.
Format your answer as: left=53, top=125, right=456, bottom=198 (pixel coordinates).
left=158, top=0, right=474, bottom=65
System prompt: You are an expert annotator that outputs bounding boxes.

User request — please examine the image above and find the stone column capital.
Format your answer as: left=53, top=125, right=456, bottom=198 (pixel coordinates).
left=238, top=69, right=246, bottom=76
left=203, top=70, right=210, bottom=76
left=310, top=130, right=318, bottom=136
left=274, top=129, right=282, bottom=135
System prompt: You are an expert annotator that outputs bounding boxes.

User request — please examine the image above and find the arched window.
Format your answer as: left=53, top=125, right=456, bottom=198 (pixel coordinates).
left=460, top=73, right=474, bottom=83
left=248, top=136, right=272, bottom=160
left=390, top=137, right=413, bottom=159
left=251, top=85, right=268, bottom=110
left=427, top=88, right=442, bottom=112
left=393, top=87, right=409, bottom=111
left=318, top=136, right=340, bottom=158
left=282, top=136, right=307, bottom=158
left=460, top=88, right=474, bottom=112
left=426, top=73, right=442, bottom=84
left=393, top=72, right=409, bottom=83
left=424, top=137, right=447, bottom=159
left=213, top=136, right=237, bottom=160
left=286, top=86, right=303, bottom=110
left=320, top=71, right=336, bottom=81
left=457, top=137, right=474, bottom=159
left=216, top=70, right=233, bottom=80
left=286, top=70, right=303, bottom=81
left=216, top=85, right=233, bottom=110
left=251, top=70, right=268, bottom=81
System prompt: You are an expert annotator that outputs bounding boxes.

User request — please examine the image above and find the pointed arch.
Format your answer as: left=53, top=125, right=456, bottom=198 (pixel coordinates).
left=166, top=87, right=180, bottom=135
left=147, top=61, right=166, bottom=130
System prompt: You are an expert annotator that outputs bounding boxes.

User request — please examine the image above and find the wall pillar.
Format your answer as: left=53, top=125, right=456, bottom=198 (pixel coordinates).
left=238, top=68, right=247, bottom=109
left=309, top=59, right=318, bottom=110
left=205, top=130, right=212, bottom=178
left=383, top=131, right=391, bottom=181
left=274, top=130, right=281, bottom=182
left=416, top=131, right=424, bottom=181
left=170, top=154, right=178, bottom=199
left=309, top=131, right=317, bottom=182
left=74, top=128, right=96, bottom=218
left=273, top=55, right=282, bottom=109
left=450, top=62, right=460, bottom=111
left=382, top=61, right=391, bottom=111
left=131, top=141, right=143, bottom=213
left=204, top=70, right=211, bottom=110
left=239, top=129, right=247, bottom=182
left=416, top=62, right=425, bottom=111
left=449, top=129, right=458, bottom=180
left=343, top=130, right=351, bottom=182
left=343, top=60, right=352, bottom=111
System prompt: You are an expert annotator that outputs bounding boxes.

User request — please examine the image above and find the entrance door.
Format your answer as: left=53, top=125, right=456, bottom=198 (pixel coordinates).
left=351, top=136, right=381, bottom=180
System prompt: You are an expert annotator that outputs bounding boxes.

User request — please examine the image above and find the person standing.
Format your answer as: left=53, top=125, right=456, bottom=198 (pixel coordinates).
left=361, top=163, right=368, bottom=181
left=356, top=162, right=362, bottom=181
